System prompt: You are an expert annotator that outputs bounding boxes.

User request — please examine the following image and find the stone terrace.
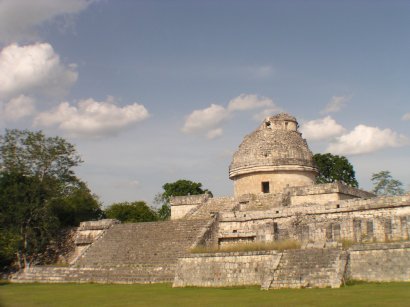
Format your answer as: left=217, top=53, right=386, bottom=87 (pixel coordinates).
left=13, top=219, right=210, bottom=284
left=268, top=248, right=347, bottom=289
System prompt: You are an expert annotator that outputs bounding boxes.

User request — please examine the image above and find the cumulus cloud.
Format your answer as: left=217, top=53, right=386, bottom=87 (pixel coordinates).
left=402, top=113, right=410, bottom=121
left=300, top=116, right=346, bottom=141
left=182, top=104, right=228, bottom=134
left=183, top=94, right=280, bottom=139
left=327, top=125, right=409, bottom=155
left=34, top=98, right=149, bottom=137
left=206, top=128, right=223, bottom=140
left=0, top=43, right=78, bottom=99
left=2, top=95, right=36, bottom=121
left=0, top=0, right=93, bottom=43
left=321, top=95, right=350, bottom=114
left=227, top=94, right=274, bottom=112
left=252, top=107, right=284, bottom=121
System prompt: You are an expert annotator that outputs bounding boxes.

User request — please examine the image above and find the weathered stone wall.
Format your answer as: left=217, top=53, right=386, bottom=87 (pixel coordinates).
left=218, top=194, right=410, bottom=244
left=187, top=196, right=236, bottom=220
left=173, top=251, right=281, bottom=287
left=171, top=194, right=210, bottom=220
left=237, top=193, right=283, bottom=211
left=70, top=219, right=119, bottom=264
left=286, top=182, right=375, bottom=206
left=348, top=242, right=410, bottom=282
left=173, top=248, right=347, bottom=289
left=233, top=170, right=316, bottom=197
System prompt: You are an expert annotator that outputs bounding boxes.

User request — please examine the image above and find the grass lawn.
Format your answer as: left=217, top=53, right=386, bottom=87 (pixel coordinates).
left=1, top=282, right=409, bottom=307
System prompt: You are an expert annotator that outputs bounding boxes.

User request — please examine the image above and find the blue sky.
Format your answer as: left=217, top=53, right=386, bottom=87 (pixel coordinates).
left=0, top=0, right=409, bottom=206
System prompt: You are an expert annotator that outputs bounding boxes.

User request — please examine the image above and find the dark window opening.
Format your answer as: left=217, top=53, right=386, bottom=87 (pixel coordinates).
left=273, top=223, right=279, bottom=240
left=367, top=220, right=374, bottom=239
left=262, top=181, right=270, bottom=193
left=354, top=219, right=362, bottom=242
left=265, top=121, right=271, bottom=127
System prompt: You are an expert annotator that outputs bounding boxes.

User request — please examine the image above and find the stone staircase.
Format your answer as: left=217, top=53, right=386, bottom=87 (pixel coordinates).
left=187, top=197, right=237, bottom=220
left=13, top=219, right=209, bottom=284
left=268, top=248, right=347, bottom=289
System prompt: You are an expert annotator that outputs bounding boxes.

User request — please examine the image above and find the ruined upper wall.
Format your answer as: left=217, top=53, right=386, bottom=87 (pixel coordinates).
left=285, top=182, right=375, bottom=206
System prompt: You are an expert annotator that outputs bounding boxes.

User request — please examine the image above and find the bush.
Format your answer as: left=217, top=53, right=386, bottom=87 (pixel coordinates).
left=105, top=201, right=158, bottom=223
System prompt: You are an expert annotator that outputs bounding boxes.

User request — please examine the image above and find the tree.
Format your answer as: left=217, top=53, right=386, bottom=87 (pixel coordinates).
left=313, top=153, right=358, bottom=187
left=0, top=173, right=59, bottom=269
left=105, top=201, right=158, bottom=223
left=0, top=129, right=82, bottom=183
left=155, top=179, right=212, bottom=220
left=371, top=171, right=405, bottom=196
left=50, top=183, right=103, bottom=227
left=0, top=129, right=101, bottom=270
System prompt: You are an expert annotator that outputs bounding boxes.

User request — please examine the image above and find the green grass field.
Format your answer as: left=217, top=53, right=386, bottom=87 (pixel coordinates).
left=1, top=282, right=409, bottom=307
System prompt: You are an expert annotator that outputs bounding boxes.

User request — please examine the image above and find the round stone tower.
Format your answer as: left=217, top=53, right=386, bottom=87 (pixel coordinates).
left=229, top=113, right=318, bottom=197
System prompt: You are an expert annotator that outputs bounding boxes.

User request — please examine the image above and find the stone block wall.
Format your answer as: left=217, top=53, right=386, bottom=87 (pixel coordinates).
left=70, top=219, right=119, bottom=264
left=233, top=170, right=316, bottom=197
left=348, top=242, right=410, bottom=282
left=217, top=195, right=410, bottom=245
left=171, top=194, right=211, bottom=220
left=173, top=251, right=282, bottom=287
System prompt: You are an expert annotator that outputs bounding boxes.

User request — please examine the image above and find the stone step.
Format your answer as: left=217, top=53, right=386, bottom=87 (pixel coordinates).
left=13, top=219, right=210, bottom=284
left=269, top=248, right=347, bottom=289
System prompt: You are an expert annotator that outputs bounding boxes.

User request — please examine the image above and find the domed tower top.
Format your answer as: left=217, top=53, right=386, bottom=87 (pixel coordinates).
left=229, top=113, right=318, bottom=197
left=261, top=113, right=298, bottom=131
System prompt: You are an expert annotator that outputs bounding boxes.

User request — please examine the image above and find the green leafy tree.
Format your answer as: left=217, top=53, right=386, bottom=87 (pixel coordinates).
left=50, top=183, right=103, bottom=227
left=313, top=153, right=358, bottom=187
left=371, top=170, right=405, bottom=196
left=105, top=201, right=158, bottom=223
left=0, top=129, right=101, bottom=270
left=0, top=129, right=82, bottom=182
left=155, top=179, right=212, bottom=220
left=0, top=173, right=59, bottom=269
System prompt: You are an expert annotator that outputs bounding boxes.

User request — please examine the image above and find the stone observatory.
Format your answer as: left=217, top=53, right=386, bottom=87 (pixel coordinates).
left=13, top=113, right=410, bottom=290
left=229, top=113, right=318, bottom=197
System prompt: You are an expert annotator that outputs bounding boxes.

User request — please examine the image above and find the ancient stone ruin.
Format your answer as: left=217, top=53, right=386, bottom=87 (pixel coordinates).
left=13, top=113, right=410, bottom=288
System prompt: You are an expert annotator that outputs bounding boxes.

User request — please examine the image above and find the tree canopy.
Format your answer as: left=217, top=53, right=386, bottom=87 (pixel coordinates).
left=371, top=170, right=405, bottom=196
left=0, top=129, right=102, bottom=270
left=105, top=201, right=158, bottom=223
left=155, top=179, right=212, bottom=220
left=313, top=153, right=358, bottom=187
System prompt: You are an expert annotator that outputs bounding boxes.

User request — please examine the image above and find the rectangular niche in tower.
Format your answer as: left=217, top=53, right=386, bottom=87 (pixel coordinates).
left=262, top=181, right=270, bottom=193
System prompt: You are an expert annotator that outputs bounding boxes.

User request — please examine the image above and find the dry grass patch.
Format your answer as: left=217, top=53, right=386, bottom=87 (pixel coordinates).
left=191, top=240, right=301, bottom=254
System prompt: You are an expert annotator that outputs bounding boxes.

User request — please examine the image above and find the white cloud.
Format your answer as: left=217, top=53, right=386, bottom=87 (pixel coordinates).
left=206, top=128, right=223, bottom=140
left=321, top=95, right=350, bottom=114
left=0, top=43, right=78, bottom=99
left=0, top=0, right=93, bottom=43
left=2, top=95, right=36, bottom=121
left=182, top=104, right=228, bottom=134
left=252, top=107, right=284, bottom=121
left=34, top=98, right=149, bottom=137
left=402, top=113, right=410, bottom=121
left=227, top=94, right=274, bottom=112
left=300, top=116, right=346, bottom=141
left=183, top=94, right=282, bottom=139
left=327, top=125, right=409, bottom=155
